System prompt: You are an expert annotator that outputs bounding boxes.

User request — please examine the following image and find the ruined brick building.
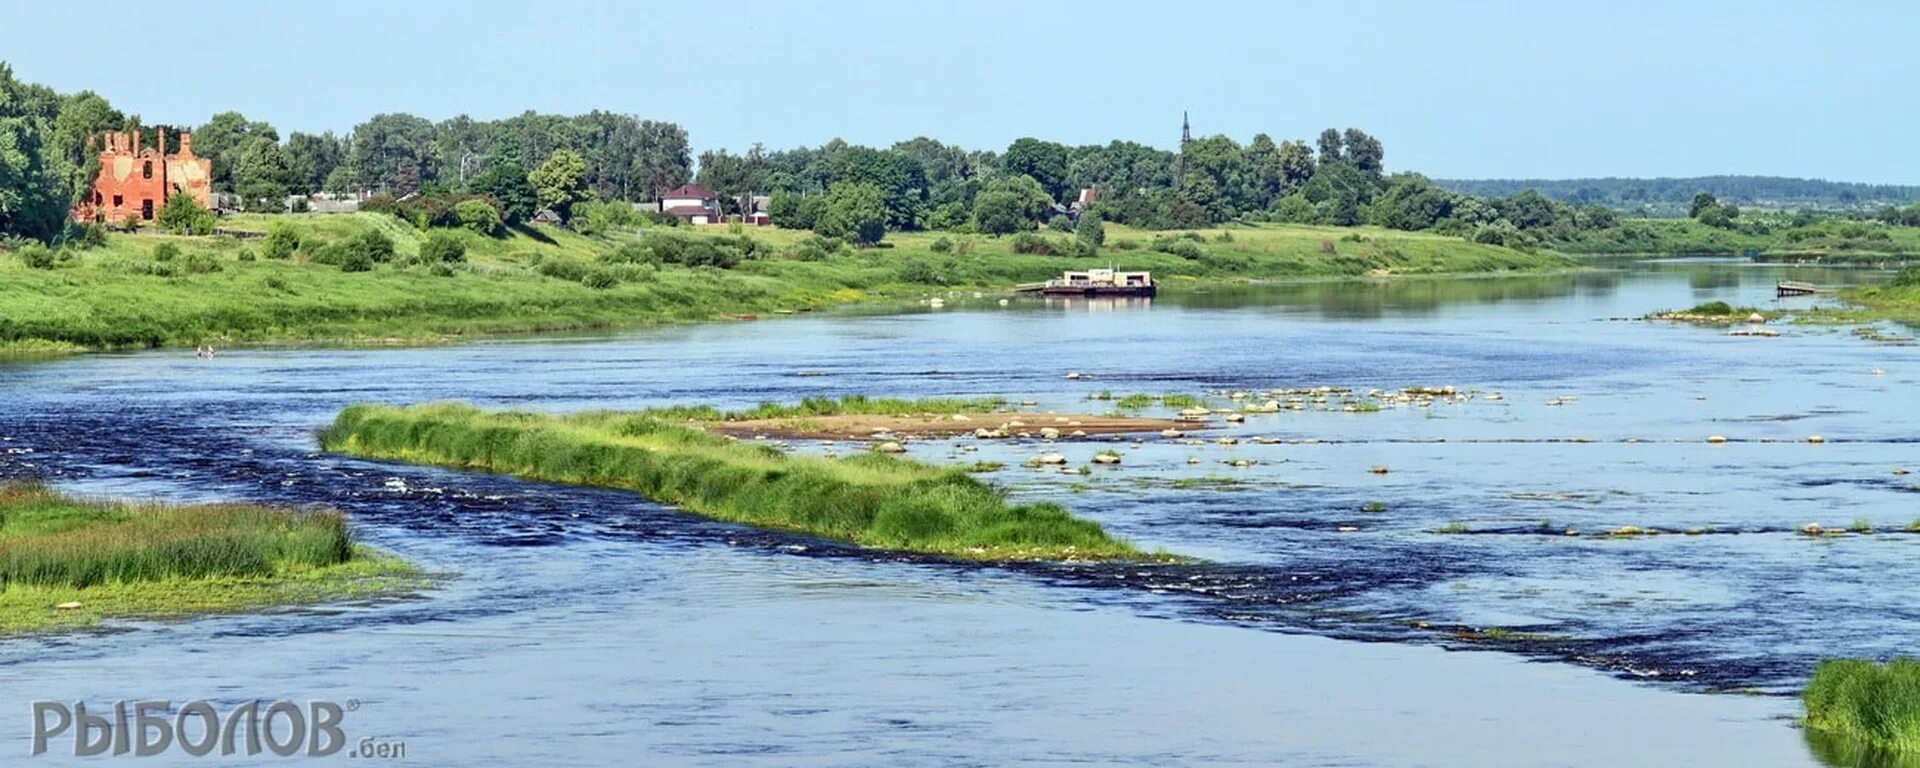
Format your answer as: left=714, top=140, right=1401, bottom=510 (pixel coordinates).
left=70, top=128, right=213, bottom=224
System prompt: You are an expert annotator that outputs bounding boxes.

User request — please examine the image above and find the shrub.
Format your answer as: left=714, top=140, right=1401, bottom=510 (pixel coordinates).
left=156, top=193, right=215, bottom=235
left=1010, top=232, right=1058, bottom=255
left=263, top=275, right=290, bottom=292
left=1111, top=239, right=1140, bottom=251
left=1151, top=236, right=1204, bottom=260
left=429, top=262, right=459, bottom=278
left=360, top=193, right=401, bottom=217
left=17, top=243, right=57, bottom=269
left=1047, top=215, right=1073, bottom=233
left=571, top=199, right=646, bottom=237
left=1891, top=266, right=1920, bottom=288
left=1075, top=213, right=1106, bottom=249
left=337, top=250, right=374, bottom=273
left=930, top=236, right=953, bottom=253
left=420, top=231, right=467, bottom=263
left=261, top=222, right=300, bottom=259
left=790, top=235, right=844, bottom=262
left=454, top=199, right=504, bottom=236
left=897, top=259, right=945, bottom=285
left=180, top=251, right=223, bottom=274
left=349, top=229, right=396, bottom=263
left=236, top=248, right=256, bottom=262
left=535, top=258, right=587, bottom=281
left=581, top=268, right=621, bottom=290
left=152, top=242, right=181, bottom=262
left=76, top=222, right=109, bottom=249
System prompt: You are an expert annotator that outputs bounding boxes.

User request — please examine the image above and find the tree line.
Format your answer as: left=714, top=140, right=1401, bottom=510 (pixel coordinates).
left=1437, top=175, right=1920, bottom=212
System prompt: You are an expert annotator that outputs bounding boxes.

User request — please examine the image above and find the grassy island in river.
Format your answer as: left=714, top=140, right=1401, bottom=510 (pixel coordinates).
left=320, top=402, right=1148, bottom=561
left=0, top=481, right=418, bottom=634
left=1804, top=658, right=1920, bottom=756
left=0, top=213, right=1569, bottom=354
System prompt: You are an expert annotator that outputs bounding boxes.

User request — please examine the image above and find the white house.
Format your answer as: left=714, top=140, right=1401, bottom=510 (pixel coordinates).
left=657, top=183, right=721, bottom=224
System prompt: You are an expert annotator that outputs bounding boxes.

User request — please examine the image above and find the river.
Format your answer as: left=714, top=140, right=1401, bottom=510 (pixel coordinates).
left=0, top=259, right=1913, bottom=766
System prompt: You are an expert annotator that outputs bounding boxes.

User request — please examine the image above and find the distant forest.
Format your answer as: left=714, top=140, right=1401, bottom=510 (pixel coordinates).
left=1435, top=176, right=1920, bottom=215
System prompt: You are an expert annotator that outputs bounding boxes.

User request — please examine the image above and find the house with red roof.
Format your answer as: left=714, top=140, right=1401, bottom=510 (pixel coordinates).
left=657, top=183, right=721, bottom=224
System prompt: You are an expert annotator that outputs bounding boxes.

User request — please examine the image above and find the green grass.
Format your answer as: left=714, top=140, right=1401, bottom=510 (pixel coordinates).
left=0, top=481, right=419, bottom=634
left=1555, top=217, right=1920, bottom=257
left=319, top=402, right=1148, bottom=561
left=1804, top=658, right=1920, bottom=754
left=0, top=215, right=1572, bottom=352
left=642, top=395, right=1011, bottom=423
left=1113, top=393, right=1205, bottom=411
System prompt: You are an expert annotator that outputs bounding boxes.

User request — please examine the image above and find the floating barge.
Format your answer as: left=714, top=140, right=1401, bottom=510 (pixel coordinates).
left=1022, top=268, right=1157, bottom=297
left=1777, top=280, right=1821, bottom=297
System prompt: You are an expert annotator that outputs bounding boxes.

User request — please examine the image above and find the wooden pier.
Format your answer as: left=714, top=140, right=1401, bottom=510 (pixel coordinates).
left=1776, top=281, right=1820, bottom=297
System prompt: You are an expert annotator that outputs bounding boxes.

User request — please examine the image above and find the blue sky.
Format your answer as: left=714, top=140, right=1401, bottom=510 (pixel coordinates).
left=3, top=0, right=1914, bottom=182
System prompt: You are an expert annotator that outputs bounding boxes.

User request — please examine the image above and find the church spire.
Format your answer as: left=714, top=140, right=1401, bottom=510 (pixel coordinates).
left=1181, top=111, right=1191, bottom=145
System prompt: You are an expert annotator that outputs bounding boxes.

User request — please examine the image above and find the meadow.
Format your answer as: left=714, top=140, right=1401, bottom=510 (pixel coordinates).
left=320, top=402, right=1149, bottom=561
left=0, top=213, right=1571, bottom=353
left=0, top=481, right=418, bottom=633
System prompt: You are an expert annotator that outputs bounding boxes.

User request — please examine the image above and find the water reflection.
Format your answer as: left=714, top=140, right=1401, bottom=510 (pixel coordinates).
left=1806, top=729, right=1920, bottom=768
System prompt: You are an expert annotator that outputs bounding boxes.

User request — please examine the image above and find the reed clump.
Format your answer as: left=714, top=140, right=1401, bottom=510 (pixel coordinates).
left=320, top=403, right=1141, bottom=561
left=1804, top=658, right=1920, bottom=754
left=0, top=481, right=352, bottom=589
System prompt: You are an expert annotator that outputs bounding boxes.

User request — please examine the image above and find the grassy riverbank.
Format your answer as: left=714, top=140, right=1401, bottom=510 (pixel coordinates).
left=1804, top=658, right=1920, bottom=754
left=0, top=481, right=418, bottom=634
left=0, top=213, right=1569, bottom=353
left=1554, top=217, right=1920, bottom=258
left=320, top=402, right=1146, bottom=561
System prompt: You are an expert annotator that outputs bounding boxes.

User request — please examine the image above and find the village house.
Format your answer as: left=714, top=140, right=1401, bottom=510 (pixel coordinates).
left=69, top=128, right=212, bottom=225
left=656, top=183, right=721, bottom=224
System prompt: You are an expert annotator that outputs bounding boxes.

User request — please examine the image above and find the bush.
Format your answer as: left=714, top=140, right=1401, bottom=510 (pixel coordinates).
left=581, top=268, right=621, bottom=290
left=616, top=231, right=751, bottom=269
left=420, top=232, right=467, bottom=263
left=930, top=236, right=953, bottom=253
left=535, top=258, right=587, bottom=281
left=790, top=235, right=845, bottom=262
left=156, top=193, right=215, bottom=235
left=180, top=251, right=223, bottom=274
left=337, top=250, right=374, bottom=273
left=261, top=223, right=300, bottom=259
left=571, top=199, right=647, bottom=237
left=1075, top=213, right=1106, bottom=249
left=429, top=262, right=459, bottom=278
left=17, top=243, right=57, bottom=269
left=1150, top=236, right=1204, bottom=260
left=454, top=199, right=504, bottom=236
left=349, top=229, right=396, bottom=263
left=1890, top=267, right=1920, bottom=288
left=236, top=248, right=256, bottom=262
left=1010, top=232, right=1058, bottom=255
left=1110, top=239, right=1140, bottom=251
left=152, top=242, right=181, bottom=262
left=76, top=222, right=109, bottom=249
left=1047, top=215, right=1073, bottom=233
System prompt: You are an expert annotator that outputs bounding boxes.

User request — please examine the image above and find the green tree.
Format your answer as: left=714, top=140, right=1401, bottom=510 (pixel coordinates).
left=814, top=182, right=888, bottom=245
left=1074, top=212, right=1105, bottom=249
left=453, top=199, right=503, bottom=236
left=469, top=161, right=537, bottom=225
left=1689, top=192, right=1720, bottom=219
left=1244, top=134, right=1285, bottom=208
left=1277, top=140, right=1316, bottom=194
left=232, top=137, right=292, bottom=211
left=0, top=63, right=67, bottom=241
left=348, top=113, right=435, bottom=195
left=1368, top=174, right=1452, bottom=231
left=1002, top=138, right=1071, bottom=201
left=971, top=174, right=1052, bottom=235
left=1343, top=128, right=1384, bottom=175
left=155, top=189, right=214, bottom=235
left=1315, top=128, right=1344, bottom=166
left=529, top=148, right=590, bottom=223
left=283, top=131, right=345, bottom=195
left=192, top=111, right=278, bottom=192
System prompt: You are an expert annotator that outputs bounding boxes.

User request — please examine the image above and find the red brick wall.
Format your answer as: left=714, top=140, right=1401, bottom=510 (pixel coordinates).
left=70, top=129, right=213, bottom=224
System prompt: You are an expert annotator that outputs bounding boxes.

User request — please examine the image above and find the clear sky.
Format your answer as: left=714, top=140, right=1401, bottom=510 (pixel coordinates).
left=3, top=0, right=1915, bottom=182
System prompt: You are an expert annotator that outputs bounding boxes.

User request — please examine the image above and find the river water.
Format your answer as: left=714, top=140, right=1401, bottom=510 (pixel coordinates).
left=0, top=260, right=1913, bottom=766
